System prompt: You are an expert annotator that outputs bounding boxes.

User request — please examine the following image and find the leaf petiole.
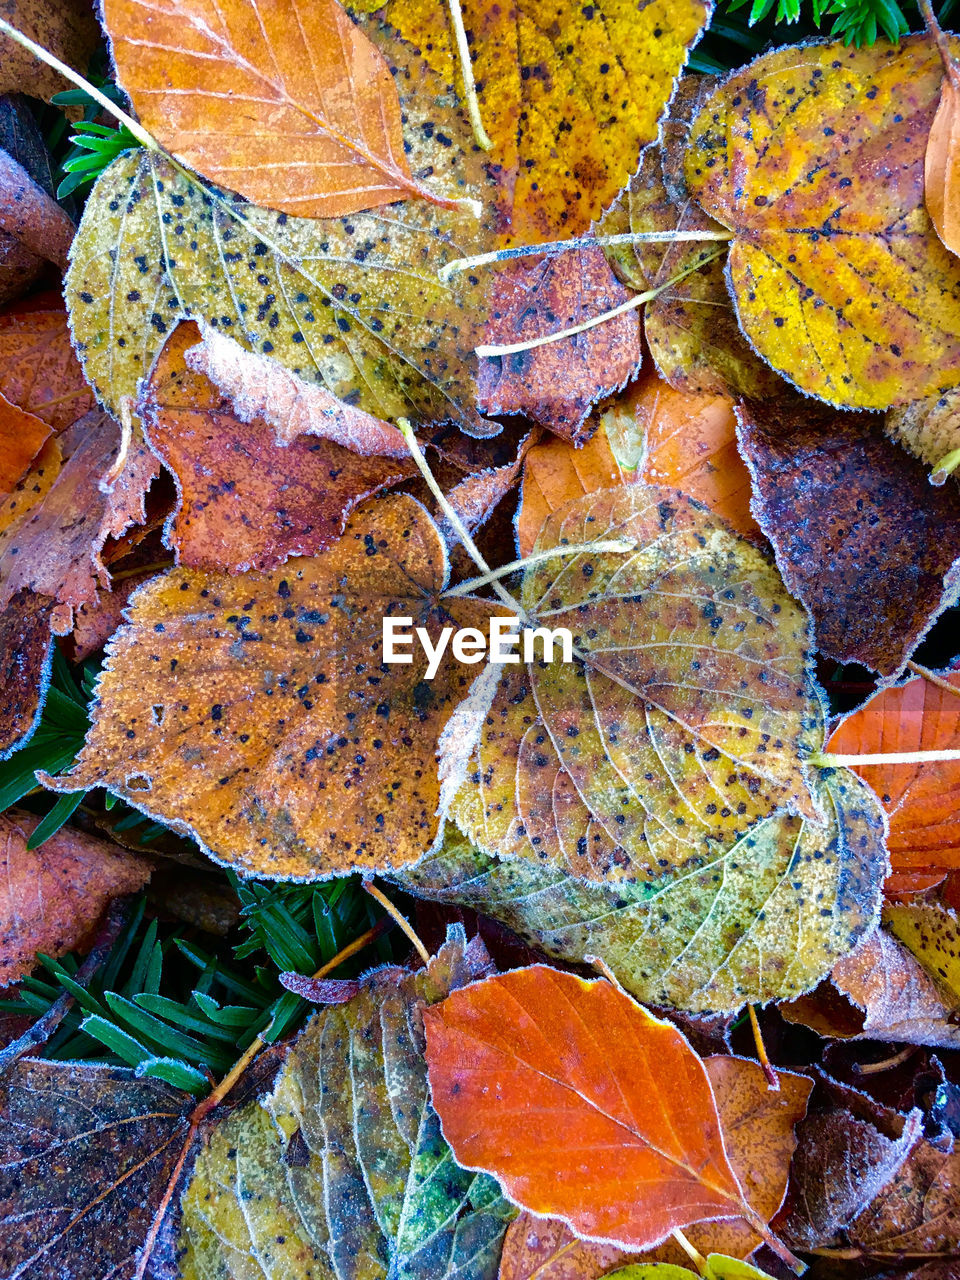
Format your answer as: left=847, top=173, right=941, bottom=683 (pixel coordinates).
left=933, top=445, right=960, bottom=482
left=443, top=537, right=636, bottom=598
left=812, top=748, right=960, bottom=766
left=438, top=228, right=733, bottom=282
left=475, top=246, right=727, bottom=358
left=446, top=0, right=492, bottom=150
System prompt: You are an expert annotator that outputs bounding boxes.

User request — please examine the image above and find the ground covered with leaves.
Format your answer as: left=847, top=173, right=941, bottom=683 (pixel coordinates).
left=2, top=0, right=960, bottom=1277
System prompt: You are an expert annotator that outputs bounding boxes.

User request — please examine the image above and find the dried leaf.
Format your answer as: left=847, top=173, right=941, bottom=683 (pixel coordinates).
left=176, top=927, right=513, bottom=1280
left=0, top=588, right=53, bottom=759
left=0, top=0, right=98, bottom=106
left=67, top=10, right=497, bottom=435
left=372, top=0, right=711, bottom=242
left=827, top=671, right=960, bottom=887
left=0, top=1058, right=193, bottom=1280
left=886, top=388, right=960, bottom=484
left=402, top=767, right=887, bottom=1012
left=736, top=400, right=960, bottom=677
left=0, top=389, right=50, bottom=498
left=185, top=324, right=409, bottom=456
left=847, top=1134, right=960, bottom=1259
left=103, top=0, right=446, bottom=217
left=685, top=37, right=960, bottom=409
left=141, top=322, right=412, bottom=572
left=0, top=146, right=74, bottom=270
left=925, top=68, right=960, bottom=258
left=515, top=424, right=623, bottom=558
left=886, top=901, right=960, bottom=1004
left=477, top=248, right=642, bottom=443
left=0, top=811, right=151, bottom=987
left=0, top=232, right=42, bottom=308
left=444, top=485, right=822, bottom=882
left=424, top=966, right=756, bottom=1249
left=45, top=493, right=497, bottom=878
left=0, top=296, right=96, bottom=430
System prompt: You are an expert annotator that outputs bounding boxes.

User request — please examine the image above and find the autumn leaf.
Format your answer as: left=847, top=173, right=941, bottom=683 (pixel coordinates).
left=0, top=0, right=98, bottom=106
left=0, top=390, right=50, bottom=499
left=0, top=1058, right=193, bottom=1279
left=44, top=493, right=497, bottom=878
left=885, top=900, right=960, bottom=1003
left=924, top=24, right=960, bottom=259
left=736, top=400, right=960, bottom=677
left=515, top=420, right=624, bottom=558
left=685, top=36, right=960, bottom=410
left=0, top=295, right=96, bottom=430
left=499, top=1057, right=812, bottom=1279
left=402, top=766, right=887, bottom=1012
left=424, top=966, right=782, bottom=1251
left=476, top=247, right=642, bottom=443
left=0, top=588, right=53, bottom=759
left=844, top=1131, right=960, bottom=1259
left=826, top=670, right=960, bottom=889
left=175, top=926, right=514, bottom=1280
left=886, top=387, right=960, bottom=484
left=140, top=322, right=412, bottom=572
left=0, top=810, right=151, bottom=986
left=0, top=145, right=74, bottom=271
left=369, top=0, right=711, bottom=243
left=443, top=485, right=822, bottom=882
left=102, top=0, right=457, bottom=218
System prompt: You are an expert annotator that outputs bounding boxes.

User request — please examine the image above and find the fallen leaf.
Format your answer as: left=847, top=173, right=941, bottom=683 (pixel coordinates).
left=424, top=966, right=761, bottom=1250
left=0, top=0, right=98, bottom=106
left=0, top=232, right=42, bottom=308
left=0, top=146, right=74, bottom=270
left=0, top=390, right=50, bottom=498
left=0, top=810, right=152, bottom=986
left=925, top=52, right=960, bottom=258
left=67, top=3, right=497, bottom=436
left=515, top=423, right=624, bottom=558
left=0, top=588, right=53, bottom=759
left=886, top=901, right=960, bottom=1004
left=826, top=671, right=960, bottom=887
left=736, top=400, right=960, bottom=677
left=598, top=126, right=778, bottom=400
left=886, top=388, right=960, bottom=484
left=0, top=295, right=96, bottom=430
left=141, top=322, right=412, bottom=572
left=44, top=493, right=497, bottom=878
left=402, top=767, right=887, bottom=1012
left=175, top=926, right=514, bottom=1280
left=847, top=1133, right=960, bottom=1259
left=444, top=485, right=822, bottom=882
left=184, top=324, right=410, bottom=456
left=477, top=247, right=642, bottom=443
left=0, top=434, right=61, bottom=536
left=103, top=0, right=449, bottom=217
left=685, top=37, right=960, bottom=409
left=0, top=1057, right=193, bottom=1280
left=375, top=0, right=711, bottom=242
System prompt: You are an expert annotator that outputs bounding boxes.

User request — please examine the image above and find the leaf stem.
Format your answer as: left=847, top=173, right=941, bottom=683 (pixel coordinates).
left=747, top=1003, right=779, bottom=1092
left=742, top=1207, right=807, bottom=1275
left=812, top=748, right=960, bottom=766
left=906, top=659, right=960, bottom=699
left=0, top=17, right=159, bottom=152
left=933, top=445, right=960, bottom=482
left=438, top=229, right=733, bottom=282
left=670, top=1229, right=707, bottom=1273
left=476, top=247, right=726, bottom=357
left=446, top=0, right=492, bottom=150
left=362, top=880, right=430, bottom=966
left=918, top=0, right=960, bottom=89
left=443, top=538, right=636, bottom=598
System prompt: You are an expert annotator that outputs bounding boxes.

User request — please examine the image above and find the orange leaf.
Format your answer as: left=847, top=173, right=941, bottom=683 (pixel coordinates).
left=0, top=296, right=96, bottom=431
left=0, top=588, right=53, bottom=760
left=0, top=390, right=50, bottom=500
left=102, top=0, right=450, bottom=217
left=0, top=0, right=98, bottom=107
left=0, top=811, right=152, bottom=987
left=515, top=426, right=623, bottom=559
left=925, top=55, right=960, bottom=256
left=140, top=323, right=413, bottom=572
left=0, top=147, right=74, bottom=272
left=425, top=967, right=759, bottom=1250
left=827, top=672, right=960, bottom=884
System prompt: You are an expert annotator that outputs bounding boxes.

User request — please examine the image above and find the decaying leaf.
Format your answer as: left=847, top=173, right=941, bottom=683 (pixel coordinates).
left=141, top=323, right=412, bottom=572
left=886, top=387, right=960, bottom=484
left=0, top=0, right=98, bottom=106
left=515, top=422, right=624, bottom=558
left=176, top=926, right=514, bottom=1280
left=102, top=0, right=449, bottom=217
left=845, top=1135, right=960, bottom=1260
left=45, top=494, right=496, bottom=878
left=444, top=484, right=823, bottom=882
left=0, top=146, right=74, bottom=271
left=402, top=767, right=887, bottom=1012
left=736, top=400, right=960, bottom=677
left=0, top=1058, right=193, bottom=1280
left=0, top=390, right=50, bottom=498
left=886, top=901, right=960, bottom=1004
left=685, top=37, right=960, bottom=409
left=424, top=966, right=760, bottom=1250
left=67, top=3, right=498, bottom=436
left=370, top=0, right=711, bottom=242
left=0, top=810, right=151, bottom=987
left=925, top=58, right=960, bottom=259
left=477, top=247, right=642, bottom=443
left=0, top=296, right=96, bottom=430
left=0, top=588, right=52, bottom=759
left=827, top=671, right=960, bottom=891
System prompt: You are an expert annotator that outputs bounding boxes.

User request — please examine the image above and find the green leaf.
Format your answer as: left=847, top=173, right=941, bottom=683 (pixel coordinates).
left=80, top=1014, right=152, bottom=1068
left=24, top=791, right=84, bottom=849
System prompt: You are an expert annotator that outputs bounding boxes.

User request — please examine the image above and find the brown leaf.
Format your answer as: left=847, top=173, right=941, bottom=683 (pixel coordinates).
left=925, top=65, right=960, bottom=258
left=102, top=0, right=450, bottom=217
left=46, top=493, right=497, bottom=878
left=278, top=972, right=362, bottom=1003
left=478, top=247, right=642, bottom=443
left=0, top=389, right=49, bottom=498
left=0, top=294, right=96, bottom=430
left=515, top=423, right=623, bottom=558
left=0, top=233, right=42, bottom=308
left=0, top=0, right=98, bottom=106
left=140, top=323, right=412, bottom=572
left=848, top=1135, right=960, bottom=1259
left=0, top=811, right=152, bottom=987
left=886, top=388, right=960, bottom=484
left=736, top=399, right=960, bottom=676
left=0, top=588, right=52, bottom=759
left=0, top=147, right=73, bottom=270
